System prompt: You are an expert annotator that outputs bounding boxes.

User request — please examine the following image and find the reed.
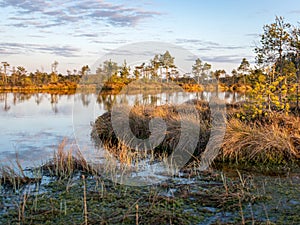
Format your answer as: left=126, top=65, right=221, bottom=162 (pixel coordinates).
left=0, top=156, right=41, bottom=190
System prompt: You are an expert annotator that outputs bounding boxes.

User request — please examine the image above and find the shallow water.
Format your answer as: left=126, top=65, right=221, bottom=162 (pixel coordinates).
left=0, top=91, right=241, bottom=169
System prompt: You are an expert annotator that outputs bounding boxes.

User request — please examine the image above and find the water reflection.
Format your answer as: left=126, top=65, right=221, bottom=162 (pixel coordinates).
left=97, top=94, right=116, bottom=111
left=0, top=91, right=243, bottom=167
left=0, top=91, right=244, bottom=114
left=0, top=92, right=74, bottom=113
left=96, top=91, right=244, bottom=108
left=0, top=93, right=10, bottom=111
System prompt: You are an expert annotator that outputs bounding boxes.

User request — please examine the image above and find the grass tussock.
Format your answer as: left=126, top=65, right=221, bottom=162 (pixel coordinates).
left=42, top=139, right=96, bottom=178
left=92, top=101, right=212, bottom=164
left=0, top=164, right=39, bottom=188
left=0, top=140, right=98, bottom=190
left=93, top=100, right=300, bottom=169
left=0, top=153, right=42, bottom=189
left=221, top=113, right=300, bottom=165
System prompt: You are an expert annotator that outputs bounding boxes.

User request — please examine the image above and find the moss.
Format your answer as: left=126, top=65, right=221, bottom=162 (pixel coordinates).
left=1, top=168, right=299, bottom=224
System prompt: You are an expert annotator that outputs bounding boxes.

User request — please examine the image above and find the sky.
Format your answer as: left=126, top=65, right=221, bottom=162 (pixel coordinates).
left=1, top=0, right=300, bottom=74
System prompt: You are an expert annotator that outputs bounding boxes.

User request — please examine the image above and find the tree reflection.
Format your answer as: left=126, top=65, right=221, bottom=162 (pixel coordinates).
left=80, top=93, right=90, bottom=107
left=35, top=93, right=43, bottom=105
left=0, top=92, right=92, bottom=113
left=97, top=93, right=116, bottom=111
left=0, top=91, right=241, bottom=114
left=0, top=93, right=11, bottom=111
left=50, top=94, right=59, bottom=113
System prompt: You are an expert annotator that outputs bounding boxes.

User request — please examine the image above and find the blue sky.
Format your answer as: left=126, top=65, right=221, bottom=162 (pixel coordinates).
left=1, top=0, right=300, bottom=74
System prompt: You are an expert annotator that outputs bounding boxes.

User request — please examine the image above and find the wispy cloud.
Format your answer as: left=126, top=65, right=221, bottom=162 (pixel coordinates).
left=176, top=38, right=247, bottom=52
left=0, top=0, right=48, bottom=13
left=8, top=21, right=43, bottom=28
left=289, top=10, right=300, bottom=14
left=92, top=40, right=128, bottom=44
left=0, top=42, right=81, bottom=57
left=36, top=46, right=81, bottom=57
left=75, top=33, right=99, bottom=38
left=0, top=48, right=19, bottom=55
left=202, top=55, right=250, bottom=64
left=198, top=46, right=245, bottom=51
left=185, top=53, right=252, bottom=64
left=176, top=38, right=220, bottom=46
left=27, top=34, right=47, bottom=38
left=1, top=0, right=162, bottom=28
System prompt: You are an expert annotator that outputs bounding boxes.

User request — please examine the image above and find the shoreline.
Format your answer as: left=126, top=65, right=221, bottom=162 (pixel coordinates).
left=0, top=81, right=251, bottom=94
left=0, top=142, right=299, bottom=224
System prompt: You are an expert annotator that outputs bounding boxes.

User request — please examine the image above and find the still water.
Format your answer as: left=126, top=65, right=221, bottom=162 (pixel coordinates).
left=0, top=91, right=242, bottom=168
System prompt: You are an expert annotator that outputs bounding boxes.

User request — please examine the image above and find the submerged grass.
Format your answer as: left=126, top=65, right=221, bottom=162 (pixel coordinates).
left=0, top=137, right=299, bottom=224
left=0, top=154, right=41, bottom=190
left=41, top=139, right=97, bottom=178
left=1, top=161, right=299, bottom=224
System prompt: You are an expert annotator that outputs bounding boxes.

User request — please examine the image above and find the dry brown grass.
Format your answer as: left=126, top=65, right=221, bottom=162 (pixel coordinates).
left=92, top=101, right=211, bottom=165
left=0, top=139, right=98, bottom=190
left=42, top=139, right=96, bottom=178
left=0, top=153, right=42, bottom=188
left=221, top=113, right=300, bottom=164
left=0, top=165, right=33, bottom=188
left=93, top=100, right=300, bottom=168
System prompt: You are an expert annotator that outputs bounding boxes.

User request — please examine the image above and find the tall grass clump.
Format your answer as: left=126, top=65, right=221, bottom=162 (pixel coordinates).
left=221, top=113, right=300, bottom=165
left=92, top=100, right=300, bottom=170
left=91, top=101, right=212, bottom=164
left=0, top=154, right=41, bottom=189
left=43, top=139, right=96, bottom=178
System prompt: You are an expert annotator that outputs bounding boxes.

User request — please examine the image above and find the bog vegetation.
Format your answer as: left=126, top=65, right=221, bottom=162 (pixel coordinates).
left=1, top=16, right=300, bottom=167
left=0, top=16, right=300, bottom=224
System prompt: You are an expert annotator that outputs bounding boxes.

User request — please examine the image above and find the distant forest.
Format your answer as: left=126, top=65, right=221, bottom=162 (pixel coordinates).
left=0, top=16, right=299, bottom=113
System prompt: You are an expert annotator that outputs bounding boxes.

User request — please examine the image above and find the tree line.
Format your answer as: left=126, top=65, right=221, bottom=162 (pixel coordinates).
left=0, top=61, right=88, bottom=88
left=1, top=16, right=300, bottom=109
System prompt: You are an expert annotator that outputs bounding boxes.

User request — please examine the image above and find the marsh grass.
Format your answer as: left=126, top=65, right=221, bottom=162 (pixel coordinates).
left=93, top=100, right=300, bottom=171
left=42, top=139, right=97, bottom=179
left=1, top=162, right=297, bottom=224
left=92, top=100, right=211, bottom=167
left=1, top=100, right=300, bottom=223
left=0, top=154, right=41, bottom=190
left=0, top=138, right=299, bottom=224
left=221, top=113, right=300, bottom=166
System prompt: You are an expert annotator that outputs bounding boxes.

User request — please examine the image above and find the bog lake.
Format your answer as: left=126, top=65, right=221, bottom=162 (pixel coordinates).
left=0, top=91, right=241, bottom=168
left=0, top=91, right=299, bottom=224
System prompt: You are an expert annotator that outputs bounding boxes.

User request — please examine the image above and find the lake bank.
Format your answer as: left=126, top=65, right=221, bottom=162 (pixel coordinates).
left=0, top=143, right=299, bottom=224
left=0, top=79, right=250, bottom=94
